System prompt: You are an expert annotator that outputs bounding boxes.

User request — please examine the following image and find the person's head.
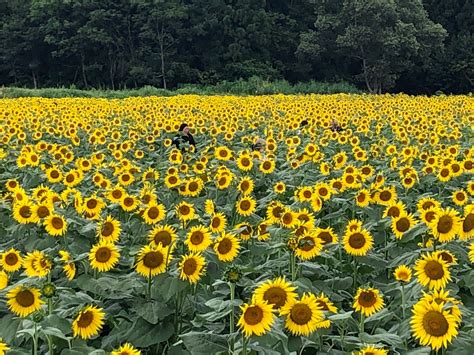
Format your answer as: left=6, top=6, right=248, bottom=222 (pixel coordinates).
left=300, top=120, right=308, bottom=128
left=179, top=123, right=189, bottom=135
left=253, top=138, right=266, bottom=152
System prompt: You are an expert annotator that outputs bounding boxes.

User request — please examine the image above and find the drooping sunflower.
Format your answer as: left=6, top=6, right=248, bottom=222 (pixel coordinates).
left=72, top=305, right=105, bottom=339
left=237, top=299, right=275, bottom=337
left=185, top=225, right=212, bottom=252
left=0, top=338, right=9, bottom=354
left=411, top=300, right=459, bottom=351
left=135, top=244, right=168, bottom=278
left=89, top=241, right=120, bottom=272
left=214, top=233, right=240, bottom=262
left=7, top=286, right=44, bottom=317
left=1, top=248, right=23, bottom=272
left=23, top=250, right=51, bottom=278
left=353, top=287, right=385, bottom=317
left=393, top=265, right=412, bottom=282
left=204, top=199, right=215, bottom=215
left=236, top=196, right=256, bottom=217
left=176, top=201, right=196, bottom=222
left=148, top=224, right=177, bottom=248
left=111, top=343, right=141, bottom=355
left=343, top=229, right=373, bottom=256
left=43, top=213, right=67, bottom=236
left=352, top=345, right=388, bottom=355
left=142, top=203, right=166, bottom=225
left=391, top=212, right=417, bottom=239
left=295, top=233, right=323, bottom=260
left=97, top=216, right=121, bottom=243
left=0, top=271, right=8, bottom=290
left=428, top=207, right=461, bottom=243
left=209, top=212, right=227, bottom=233
left=280, top=293, right=324, bottom=336
left=414, top=253, right=451, bottom=290
left=253, top=277, right=297, bottom=310
left=460, top=204, right=474, bottom=240
left=59, top=250, right=76, bottom=280
left=178, top=253, right=206, bottom=284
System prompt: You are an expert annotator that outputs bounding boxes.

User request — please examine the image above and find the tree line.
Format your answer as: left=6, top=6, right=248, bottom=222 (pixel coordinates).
left=0, top=0, right=472, bottom=94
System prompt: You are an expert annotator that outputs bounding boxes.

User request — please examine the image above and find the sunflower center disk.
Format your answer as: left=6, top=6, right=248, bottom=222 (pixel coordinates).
left=101, top=222, right=114, bottom=237
left=290, top=303, right=312, bottom=325
left=463, top=213, right=474, bottom=232
left=422, top=311, right=449, bottom=337
left=5, top=253, right=18, bottom=265
left=96, top=247, right=112, bottom=262
left=358, top=291, right=376, bottom=307
left=244, top=306, right=263, bottom=325
left=424, top=260, right=444, bottom=280
left=263, top=287, right=287, bottom=308
left=217, top=238, right=232, bottom=254
left=143, top=252, right=163, bottom=268
left=16, top=290, right=35, bottom=307
left=437, top=216, right=453, bottom=234
left=155, top=232, right=171, bottom=246
left=52, top=217, right=64, bottom=229
left=190, top=232, right=204, bottom=245
left=396, top=218, right=410, bottom=232
left=183, top=258, right=197, bottom=275
left=148, top=207, right=159, bottom=219
left=77, top=311, right=94, bottom=328
left=349, top=233, right=365, bottom=249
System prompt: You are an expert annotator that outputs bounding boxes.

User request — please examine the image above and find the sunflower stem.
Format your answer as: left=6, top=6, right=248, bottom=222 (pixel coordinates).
left=242, top=334, right=248, bottom=355
left=433, top=239, right=437, bottom=252
left=359, top=313, right=365, bottom=335
left=401, top=284, right=406, bottom=319
left=46, top=334, right=54, bottom=355
left=229, top=282, right=235, bottom=352
left=147, top=272, right=153, bottom=302
left=353, top=258, right=358, bottom=291
left=290, top=252, right=297, bottom=281
left=33, top=322, right=38, bottom=355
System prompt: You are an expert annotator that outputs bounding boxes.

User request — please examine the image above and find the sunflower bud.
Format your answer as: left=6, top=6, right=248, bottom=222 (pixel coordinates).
left=287, top=236, right=298, bottom=251
left=42, top=283, right=56, bottom=298
left=224, top=266, right=241, bottom=283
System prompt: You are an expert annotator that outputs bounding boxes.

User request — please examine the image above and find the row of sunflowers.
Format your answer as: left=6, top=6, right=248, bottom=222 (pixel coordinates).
left=0, top=94, right=473, bottom=354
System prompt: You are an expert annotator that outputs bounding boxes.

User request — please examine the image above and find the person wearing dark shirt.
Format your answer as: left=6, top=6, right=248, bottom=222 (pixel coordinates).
left=172, top=123, right=196, bottom=151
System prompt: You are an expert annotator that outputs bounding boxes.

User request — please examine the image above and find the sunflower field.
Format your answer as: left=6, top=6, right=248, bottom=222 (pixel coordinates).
left=0, top=94, right=473, bottom=355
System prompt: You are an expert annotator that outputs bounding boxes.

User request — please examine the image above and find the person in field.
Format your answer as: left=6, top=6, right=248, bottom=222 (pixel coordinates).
left=173, top=123, right=196, bottom=151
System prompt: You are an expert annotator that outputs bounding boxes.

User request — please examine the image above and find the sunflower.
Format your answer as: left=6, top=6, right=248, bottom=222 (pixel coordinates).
left=12, top=200, right=37, bottom=224
left=266, top=202, right=285, bottom=223
left=394, top=265, right=412, bottom=282
left=382, top=201, right=406, bottom=219
left=355, top=189, right=371, bottom=207
left=421, top=207, right=438, bottom=225
left=295, top=233, right=323, bottom=260
left=353, top=287, right=385, bottom=317
left=345, top=219, right=363, bottom=233
left=259, top=159, right=275, bottom=174
left=176, top=201, right=196, bottom=222
left=435, top=250, right=457, bottom=265
left=420, top=289, right=462, bottom=323
left=32, top=202, right=52, bottom=220
left=236, top=196, right=256, bottom=217
left=428, top=207, right=461, bottom=243
left=97, top=216, right=121, bottom=243
left=375, top=186, right=397, bottom=206
left=142, top=203, right=166, bottom=225
left=1, top=248, right=23, bottom=272
left=297, top=186, right=313, bottom=202
left=452, top=189, right=468, bottom=206
left=253, top=277, right=297, bottom=310
left=148, top=224, right=177, bottom=248
left=352, top=345, right=388, bottom=355
left=280, top=293, right=324, bottom=336
left=343, top=229, right=373, bottom=256
left=314, top=183, right=332, bottom=201
left=164, top=174, right=181, bottom=189
left=204, top=199, right=215, bottom=215
left=460, top=204, right=474, bottom=240
left=315, top=293, right=338, bottom=314
left=216, top=174, right=232, bottom=190
left=185, top=225, right=212, bottom=252
left=470, top=243, right=474, bottom=263
left=23, top=250, right=51, bottom=278
left=313, top=227, right=338, bottom=245
left=234, top=223, right=253, bottom=241
left=215, top=146, right=232, bottom=161
left=89, top=241, right=120, bottom=272
left=214, top=233, right=240, bottom=262
left=391, top=212, right=417, bottom=239
left=178, top=253, right=206, bottom=284
left=274, top=181, right=286, bottom=194
left=209, top=212, right=227, bottom=233
left=414, top=252, right=451, bottom=290
left=44, top=214, right=68, bottom=236
left=120, top=195, right=139, bottom=212
left=0, top=338, right=9, bottom=355
left=237, top=299, right=275, bottom=337
left=111, top=343, right=141, bottom=355
left=0, top=271, right=7, bottom=290
left=238, top=176, right=254, bottom=195
left=411, top=300, right=459, bottom=351
left=135, top=244, right=168, bottom=278
left=59, top=250, right=76, bottom=280
left=82, top=195, right=105, bottom=216
left=7, top=286, right=44, bottom=317
left=236, top=153, right=253, bottom=171
left=72, top=305, right=105, bottom=339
